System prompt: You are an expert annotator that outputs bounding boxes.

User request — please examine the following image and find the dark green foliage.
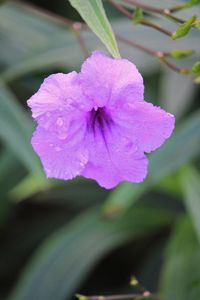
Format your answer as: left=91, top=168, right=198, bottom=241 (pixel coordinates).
left=0, top=1, right=200, bottom=300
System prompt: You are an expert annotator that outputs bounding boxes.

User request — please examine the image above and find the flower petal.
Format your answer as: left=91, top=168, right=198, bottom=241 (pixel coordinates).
left=79, top=51, right=144, bottom=108
left=32, top=124, right=88, bottom=180
left=81, top=128, right=148, bottom=189
left=27, top=72, right=92, bottom=120
left=27, top=52, right=175, bottom=189
left=114, top=101, right=175, bottom=153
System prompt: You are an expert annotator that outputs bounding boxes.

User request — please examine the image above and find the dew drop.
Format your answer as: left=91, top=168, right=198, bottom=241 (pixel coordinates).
left=55, top=146, right=62, bottom=152
left=78, top=104, right=85, bottom=110
left=58, top=132, right=67, bottom=140
left=123, top=138, right=138, bottom=154
left=79, top=153, right=88, bottom=164
left=56, top=117, right=64, bottom=127
left=43, top=122, right=49, bottom=129
left=123, top=102, right=135, bottom=110
left=63, top=98, right=74, bottom=111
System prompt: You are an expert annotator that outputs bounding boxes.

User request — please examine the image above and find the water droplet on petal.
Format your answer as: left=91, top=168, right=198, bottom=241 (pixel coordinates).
left=79, top=153, right=88, bottom=165
left=123, top=138, right=138, bottom=154
left=63, top=98, right=74, bottom=111
left=123, top=102, right=135, bottom=110
left=55, top=146, right=62, bottom=152
left=58, top=132, right=68, bottom=140
left=56, top=117, right=64, bottom=127
left=43, top=122, right=49, bottom=129
left=78, top=104, right=85, bottom=110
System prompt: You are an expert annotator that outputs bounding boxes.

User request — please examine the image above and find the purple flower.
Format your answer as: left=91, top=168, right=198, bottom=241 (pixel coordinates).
left=28, top=51, right=175, bottom=189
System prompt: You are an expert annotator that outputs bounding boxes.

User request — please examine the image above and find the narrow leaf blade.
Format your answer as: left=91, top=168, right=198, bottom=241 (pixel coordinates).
left=180, top=165, right=200, bottom=242
left=8, top=206, right=173, bottom=300
left=68, top=0, right=120, bottom=58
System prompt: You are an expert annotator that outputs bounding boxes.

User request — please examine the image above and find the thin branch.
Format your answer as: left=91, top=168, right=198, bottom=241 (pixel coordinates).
left=163, top=13, right=186, bottom=24
left=169, top=4, right=186, bottom=13
left=86, top=294, right=143, bottom=300
left=72, top=26, right=90, bottom=58
left=109, top=0, right=172, bottom=36
left=14, top=0, right=193, bottom=76
left=159, top=57, right=191, bottom=74
left=123, top=0, right=199, bottom=26
left=79, top=293, right=160, bottom=300
left=117, top=35, right=191, bottom=75
left=109, top=0, right=132, bottom=18
left=14, top=0, right=89, bottom=58
left=15, top=0, right=76, bottom=27
left=168, top=3, right=196, bottom=13
left=141, top=19, right=172, bottom=36
left=123, top=0, right=164, bottom=14
left=116, top=34, right=158, bottom=56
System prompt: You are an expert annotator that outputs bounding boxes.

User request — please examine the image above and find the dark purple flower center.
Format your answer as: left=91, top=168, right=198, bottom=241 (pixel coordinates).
left=89, top=107, right=113, bottom=136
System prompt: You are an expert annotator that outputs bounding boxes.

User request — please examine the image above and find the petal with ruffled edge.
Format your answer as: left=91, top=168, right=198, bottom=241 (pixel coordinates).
left=113, top=101, right=175, bottom=153
left=27, top=52, right=175, bottom=189
left=81, top=127, right=148, bottom=189
left=32, top=123, right=88, bottom=180
left=27, top=72, right=92, bottom=120
left=79, top=51, right=144, bottom=108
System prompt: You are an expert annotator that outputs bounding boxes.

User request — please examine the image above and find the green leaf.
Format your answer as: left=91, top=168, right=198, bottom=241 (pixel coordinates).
left=192, top=61, right=200, bottom=84
left=156, top=172, right=182, bottom=198
left=194, top=21, right=200, bottom=28
left=159, top=67, right=195, bottom=119
left=68, top=0, right=120, bottom=58
left=8, top=205, right=174, bottom=300
left=194, top=76, right=200, bottom=84
left=0, top=80, right=49, bottom=203
left=169, top=49, right=194, bottom=59
left=185, top=0, right=200, bottom=7
left=0, top=1, right=83, bottom=81
left=0, top=149, right=16, bottom=181
left=160, top=216, right=200, bottom=300
left=174, top=0, right=200, bottom=11
left=9, top=173, right=51, bottom=203
left=0, top=80, right=43, bottom=176
left=180, top=166, right=200, bottom=243
left=132, top=8, right=143, bottom=24
left=76, top=294, right=88, bottom=300
left=103, top=110, right=200, bottom=216
left=172, top=15, right=197, bottom=40
left=0, top=148, right=27, bottom=197
left=192, top=61, right=200, bottom=74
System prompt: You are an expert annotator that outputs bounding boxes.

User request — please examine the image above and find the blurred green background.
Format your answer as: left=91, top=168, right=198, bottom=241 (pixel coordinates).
left=0, top=0, right=200, bottom=300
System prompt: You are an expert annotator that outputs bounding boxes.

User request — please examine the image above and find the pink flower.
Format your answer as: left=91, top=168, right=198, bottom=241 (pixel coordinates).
left=28, top=51, right=175, bottom=189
